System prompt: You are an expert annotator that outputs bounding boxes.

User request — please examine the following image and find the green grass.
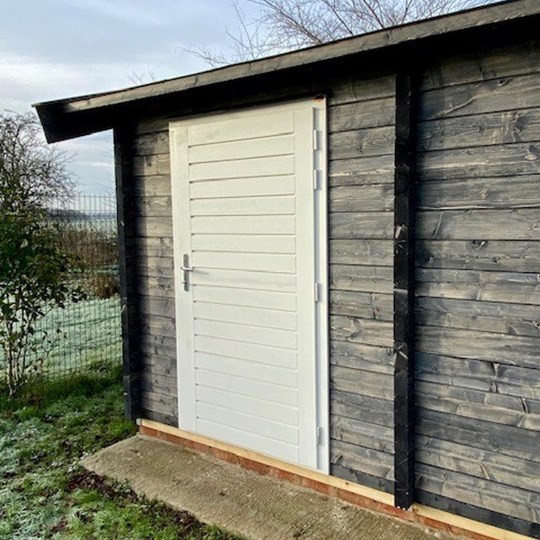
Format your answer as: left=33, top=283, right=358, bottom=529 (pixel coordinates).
left=0, top=369, right=238, bottom=540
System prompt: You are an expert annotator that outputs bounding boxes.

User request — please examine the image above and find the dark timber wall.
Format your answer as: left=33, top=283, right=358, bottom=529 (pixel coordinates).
left=121, top=36, right=540, bottom=537
left=415, top=39, right=540, bottom=532
left=327, top=74, right=396, bottom=493
left=132, top=124, right=178, bottom=427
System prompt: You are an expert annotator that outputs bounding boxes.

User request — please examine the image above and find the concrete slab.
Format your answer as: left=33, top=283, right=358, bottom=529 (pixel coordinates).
left=83, top=435, right=456, bottom=540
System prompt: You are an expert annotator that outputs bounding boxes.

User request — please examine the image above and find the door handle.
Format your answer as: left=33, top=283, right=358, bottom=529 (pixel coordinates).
left=181, top=253, right=193, bottom=291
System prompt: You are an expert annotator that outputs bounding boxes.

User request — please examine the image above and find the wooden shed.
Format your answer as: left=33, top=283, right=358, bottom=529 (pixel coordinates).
left=35, top=1, right=540, bottom=538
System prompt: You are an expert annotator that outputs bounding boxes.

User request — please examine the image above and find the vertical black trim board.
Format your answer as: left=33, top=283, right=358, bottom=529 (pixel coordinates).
left=393, top=71, right=418, bottom=510
left=114, top=126, right=142, bottom=421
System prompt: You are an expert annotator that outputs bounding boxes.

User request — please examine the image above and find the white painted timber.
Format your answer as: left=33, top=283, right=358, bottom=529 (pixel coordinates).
left=192, top=285, right=297, bottom=312
left=191, top=234, right=296, bottom=254
left=191, top=195, right=296, bottom=216
left=194, top=335, right=298, bottom=369
left=170, top=99, right=329, bottom=472
left=190, top=176, right=296, bottom=199
left=191, top=251, right=296, bottom=273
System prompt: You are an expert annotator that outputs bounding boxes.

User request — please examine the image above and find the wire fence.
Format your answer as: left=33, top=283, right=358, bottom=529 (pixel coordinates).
left=0, top=194, right=122, bottom=392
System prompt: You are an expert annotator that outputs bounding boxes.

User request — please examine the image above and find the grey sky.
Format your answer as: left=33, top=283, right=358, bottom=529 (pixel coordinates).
left=0, top=0, right=258, bottom=194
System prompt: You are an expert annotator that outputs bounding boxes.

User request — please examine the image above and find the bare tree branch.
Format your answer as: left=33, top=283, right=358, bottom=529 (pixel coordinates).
left=190, top=0, right=497, bottom=66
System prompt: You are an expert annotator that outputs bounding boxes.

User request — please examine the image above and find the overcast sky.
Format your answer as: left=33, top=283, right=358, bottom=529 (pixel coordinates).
left=0, top=0, right=259, bottom=194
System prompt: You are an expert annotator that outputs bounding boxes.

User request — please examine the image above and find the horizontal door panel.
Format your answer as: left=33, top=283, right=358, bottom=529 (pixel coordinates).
left=191, top=215, right=295, bottom=235
left=195, top=369, right=298, bottom=406
left=193, top=251, right=296, bottom=273
left=192, top=234, right=295, bottom=254
left=193, top=285, right=297, bottom=312
left=188, top=111, right=294, bottom=146
left=197, top=418, right=299, bottom=462
left=196, top=402, right=299, bottom=445
left=189, top=155, right=295, bottom=181
left=194, top=301, right=297, bottom=330
left=196, top=385, right=299, bottom=425
left=194, top=335, right=298, bottom=369
left=190, top=176, right=295, bottom=199
left=192, top=268, right=296, bottom=292
left=191, top=196, right=295, bottom=216
left=195, top=352, right=298, bottom=387
left=194, top=319, right=298, bottom=349
left=189, top=135, right=294, bottom=164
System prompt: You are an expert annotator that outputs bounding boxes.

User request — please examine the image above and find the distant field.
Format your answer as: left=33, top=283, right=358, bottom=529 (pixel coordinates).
left=0, top=296, right=122, bottom=380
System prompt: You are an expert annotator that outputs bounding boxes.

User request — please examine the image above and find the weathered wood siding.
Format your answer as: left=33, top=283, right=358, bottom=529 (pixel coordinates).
left=131, top=123, right=178, bottom=427
left=415, top=39, right=540, bottom=526
left=327, top=74, right=396, bottom=493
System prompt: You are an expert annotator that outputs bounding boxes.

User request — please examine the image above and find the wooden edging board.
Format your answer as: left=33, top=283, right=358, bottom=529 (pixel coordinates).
left=139, top=419, right=534, bottom=540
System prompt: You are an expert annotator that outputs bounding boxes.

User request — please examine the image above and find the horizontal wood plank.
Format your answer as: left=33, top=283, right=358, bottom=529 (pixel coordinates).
left=330, top=184, right=394, bottom=212
left=330, top=290, right=393, bottom=321
left=416, top=326, right=540, bottom=370
left=415, top=435, right=540, bottom=494
left=415, top=352, right=540, bottom=400
left=331, top=365, right=394, bottom=401
left=418, top=109, right=540, bottom=152
left=330, top=74, right=395, bottom=105
left=420, top=73, right=540, bottom=121
left=331, top=415, right=394, bottom=454
left=420, top=39, right=540, bottom=90
left=331, top=390, right=393, bottom=428
left=330, top=239, right=393, bottom=266
left=416, top=463, right=539, bottom=523
left=416, top=408, right=540, bottom=464
left=330, top=315, right=393, bottom=347
left=330, top=340, right=394, bottom=374
left=330, top=264, right=393, bottom=294
left=328, top=155, right=394, bottom=186
left=418, top=142, right=540, bottom=180
left=329, top=127, right=395, bottom=159
left=417, top=208, right=540, bottom=240
left=330, top=212, right=393, bottom=240
left=416, top=380, right=540, bottom=431
left=418, top=176, right=540, bottom=210
left=416, top=268, right=540, bottom=305
left=416, top=239, right=540, bottom=273
left=416, top=296, right=540, bottom=337
left=331, top=440, right=394, bottom=482
left=328, top=97, right=395, bottom=132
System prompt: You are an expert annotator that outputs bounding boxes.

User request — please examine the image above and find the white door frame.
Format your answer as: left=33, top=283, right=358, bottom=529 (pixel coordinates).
left=169, top=98, right=329, bottom=473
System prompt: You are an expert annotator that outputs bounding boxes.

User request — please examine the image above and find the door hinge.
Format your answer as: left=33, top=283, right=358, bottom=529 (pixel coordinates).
left=314, top=282, right=322, bottom=303
left=313, top=169, right=321, bottom=190
left=317, top=426, right=324, bottom=446
left=313, top=129, right=319, bottom=151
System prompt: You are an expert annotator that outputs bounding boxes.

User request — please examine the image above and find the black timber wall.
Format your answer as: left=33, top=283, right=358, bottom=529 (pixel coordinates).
left=118, top=36, right=540, bottom=537
left=415, top=38, right=540, bottom=535
left=327, top=75, right=396, bottom=493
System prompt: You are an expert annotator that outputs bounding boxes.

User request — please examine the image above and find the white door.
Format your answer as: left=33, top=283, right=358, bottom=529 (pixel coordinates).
left=170, top=99, right=328, bottom=472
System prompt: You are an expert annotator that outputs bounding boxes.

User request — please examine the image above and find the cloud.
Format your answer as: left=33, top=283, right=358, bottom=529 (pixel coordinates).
left=50, top=0, right=167, bottom=26
left=0, top=0, right=262, bottom=193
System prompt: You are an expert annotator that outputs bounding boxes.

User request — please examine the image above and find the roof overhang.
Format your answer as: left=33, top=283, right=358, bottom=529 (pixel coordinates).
left=34, top=0, right=540, bottom=143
